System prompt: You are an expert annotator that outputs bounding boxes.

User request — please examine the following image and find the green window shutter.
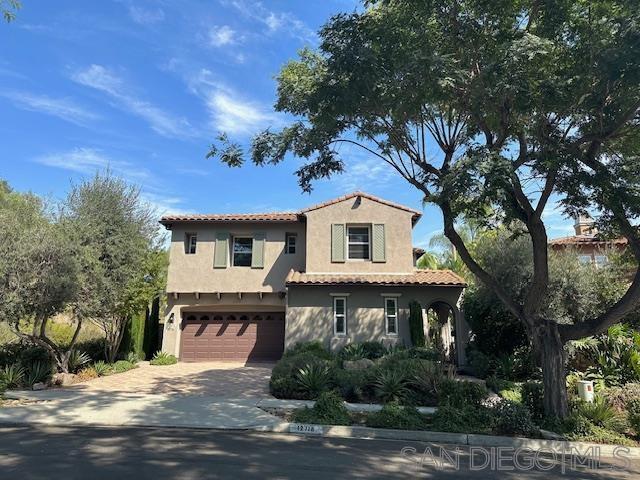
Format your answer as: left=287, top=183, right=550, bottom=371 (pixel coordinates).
left=372, top=223, right=386, bottom=263
left=213, top=232, right=229, bottom=268
left=331, top=224, right=346, bottom=263
left=251, top=233, right=266, bottom=269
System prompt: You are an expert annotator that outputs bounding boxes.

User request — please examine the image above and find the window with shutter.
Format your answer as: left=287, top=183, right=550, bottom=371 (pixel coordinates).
left=331, top=224, right=346, bottom=262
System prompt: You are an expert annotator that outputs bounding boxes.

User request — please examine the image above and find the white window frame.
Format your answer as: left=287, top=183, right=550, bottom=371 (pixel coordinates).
left=285, top=233, right=297, bottom=254
left=346, top=224, right=371, bottom=261
left=578, top=254, right=593, bottom=265
left=333, top=296, right=347, bottom=336
left=232, top=236, right=253, bottom=267
left=185, top=233, right=197, bottom=255
left=384, top=297, right=398, bottom=336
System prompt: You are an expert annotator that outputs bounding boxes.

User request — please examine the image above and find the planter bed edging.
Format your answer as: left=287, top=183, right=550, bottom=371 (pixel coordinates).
left=256, top=398, right=436, bottom=415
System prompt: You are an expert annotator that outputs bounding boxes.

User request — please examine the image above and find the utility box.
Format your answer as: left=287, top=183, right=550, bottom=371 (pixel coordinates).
left=578, top=380, right=595, bottom=403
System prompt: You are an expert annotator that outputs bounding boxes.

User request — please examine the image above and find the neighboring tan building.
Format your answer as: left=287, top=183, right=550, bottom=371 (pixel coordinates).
left=159, top=192, right=468, bottom=364
left=549, top=214, right=627, bottom=266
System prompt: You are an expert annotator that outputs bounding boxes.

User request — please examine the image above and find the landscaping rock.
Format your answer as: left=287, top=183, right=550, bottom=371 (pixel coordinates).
left=343, top=359, right=375, bottom=371
left=52, top=373, right=77, bottom=387
left=31, top=382, right=47, bottom=391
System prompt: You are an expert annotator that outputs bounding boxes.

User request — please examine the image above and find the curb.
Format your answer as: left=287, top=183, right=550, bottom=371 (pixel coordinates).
left=259, top=422, right=640, bottom=459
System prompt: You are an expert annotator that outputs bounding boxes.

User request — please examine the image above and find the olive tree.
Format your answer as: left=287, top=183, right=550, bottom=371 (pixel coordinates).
left=0, top=181, right=80, bottom=372
left=208, top=0, right=640, bottom=417
left=63, top=173, right=162, bottom=363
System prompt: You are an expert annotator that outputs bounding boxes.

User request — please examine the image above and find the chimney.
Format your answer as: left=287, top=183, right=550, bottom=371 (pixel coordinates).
left=574, top=214, right=596, bottom=236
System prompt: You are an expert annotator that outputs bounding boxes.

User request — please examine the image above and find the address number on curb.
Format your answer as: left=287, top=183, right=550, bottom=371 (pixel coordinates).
left=289, top=423, right=323, bottom=435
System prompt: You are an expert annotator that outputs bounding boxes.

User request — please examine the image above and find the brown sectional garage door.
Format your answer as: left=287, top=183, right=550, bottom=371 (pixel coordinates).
left=180, top=312, right=285, bottom=362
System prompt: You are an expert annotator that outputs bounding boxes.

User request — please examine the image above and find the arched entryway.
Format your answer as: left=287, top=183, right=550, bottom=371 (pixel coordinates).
left=424, top=301, right=469, bottom=367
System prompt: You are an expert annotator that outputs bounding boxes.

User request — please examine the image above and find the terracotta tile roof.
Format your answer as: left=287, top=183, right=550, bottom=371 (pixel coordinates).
left=160, top=212, right=301, bottom=224
left=285, top=269, right=467, bottom=287
left=549, top=235, right=628, bottom=246
left=300, top=191, right=422, bottom=222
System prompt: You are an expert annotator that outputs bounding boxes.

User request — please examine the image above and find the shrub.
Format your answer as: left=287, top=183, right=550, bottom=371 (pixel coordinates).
left=438, top=379, right=488, bottom=408
left=366, top=402, right=428, bottom=430
left=499, top=385, right=523, bottom=403
left=360, top=341, right=388, bottom=360
left=626, top=399, right=640, bottom=436
left=374, top=369, right=409, bottom=403
left=562, top=413, right=636, bottom=446
left=431, top=405, right=496, bottom=434
left=270, top=352, right=334, bottom=399
left=67, top=350, right=91, bottom=373
left=296, top=363, right=332, bottom=399
left=93, top=361, right=110, bottom=377
left=126, top=352, right=141, bottom=364
left=111, top=360, right=136, bottom=374
left=149, top=351, right=178, bottom=366
left=0, top=341, right=50, bottom=368
left=467, top=349, right=493, bottom=379
left=75, top=338, right=106, bottom=362
left=292, top=391, right=351, bottom=425
left=284, top=341, right=333, bottom=360
left=408, top=301, right=426, bottom=348
left=76, top=367, right=98, bottom=382
left=1, top=364, right=25, bottom=389
left=604, top=383, right=640, bottom=412
left=334, top=368, right=374, bottom=402
left=25, top=361, right=53, bottom=387
left=495, top=401, right=537, bottom=436
left=0, top=376, right=6, bottom=397
left=521, top=382, right=544, bottom=424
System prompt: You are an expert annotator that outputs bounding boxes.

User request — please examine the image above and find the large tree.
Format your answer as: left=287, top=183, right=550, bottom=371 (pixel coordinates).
left=63, top=173, right=162, bottom=363
left=208, top=0, right=640, bottom=417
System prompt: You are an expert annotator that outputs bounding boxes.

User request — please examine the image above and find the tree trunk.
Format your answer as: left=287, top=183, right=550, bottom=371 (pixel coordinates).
left=531, top=320, right=569, bottom=419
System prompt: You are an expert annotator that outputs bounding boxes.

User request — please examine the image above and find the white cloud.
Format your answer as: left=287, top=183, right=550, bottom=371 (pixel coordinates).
left=208, top=25, right=237, bottom=47
left=1, top=90, right=99, bottom=125
left=188, top=69, right=278, bottom=135
left=128, top=6, right=165, bottom=25
left=542, top=202, right=575, bottom=238
left=227, top=1, right=316, bottom=43
left=336, top=155, right=398, bottom=192
left=71, top=64, right=194, bottom=139
left=34, top=147, right=151, bottom=182
left=140, top=191, right=190, bottom=216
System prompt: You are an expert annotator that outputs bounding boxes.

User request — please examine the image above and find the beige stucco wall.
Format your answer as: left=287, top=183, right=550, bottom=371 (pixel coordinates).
left=161, top=292, right=286, bottom=358
left=304, top=196, right=415, bottom=274
left=285, top=284, right=465, bottom=353
left=165, top=221, right=306, bottom=293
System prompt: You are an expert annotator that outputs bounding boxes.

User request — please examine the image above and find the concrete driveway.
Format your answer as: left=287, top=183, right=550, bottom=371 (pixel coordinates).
left=67, top=361, right=274, bottom=398
left=0, top=361, right=283, bottom=430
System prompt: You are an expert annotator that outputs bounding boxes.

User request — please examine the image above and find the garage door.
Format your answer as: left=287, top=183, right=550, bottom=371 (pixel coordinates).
left=180, top=312, right=285, bottom=362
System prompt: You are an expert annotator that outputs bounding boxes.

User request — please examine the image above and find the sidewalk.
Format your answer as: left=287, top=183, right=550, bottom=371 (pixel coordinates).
left=1, top=389, right=285, bottom=430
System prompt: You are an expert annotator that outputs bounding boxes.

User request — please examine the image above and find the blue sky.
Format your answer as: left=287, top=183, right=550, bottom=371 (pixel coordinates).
left=0, top=0, right=574, bottom=248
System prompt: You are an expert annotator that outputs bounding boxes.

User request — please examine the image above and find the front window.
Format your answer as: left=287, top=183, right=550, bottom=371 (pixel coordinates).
left=578, top=254, right=593, bottom=265
left=232, top=237, right=253, bottom=266
left=333, top=297, right=347, bottom=336
left=285, top=233, right=297, bottom=254
left=185, top=233, right=197, bottom=254
left=385, top=298, right=398, bottom=335
left=347, top=226, right=370, bottom=260
left=595, top=255, right=608, bottom=267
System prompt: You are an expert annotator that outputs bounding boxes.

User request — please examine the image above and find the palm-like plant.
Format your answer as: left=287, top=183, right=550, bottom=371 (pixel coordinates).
left=1, top=364, right=25, bottom=389
left=25, top=361, right=52, bottom=387
left=68, top=350, right=91, bottom=373
left=374, top=369, right=409, bottom=403
left=296, top=363, right=331, bottom=399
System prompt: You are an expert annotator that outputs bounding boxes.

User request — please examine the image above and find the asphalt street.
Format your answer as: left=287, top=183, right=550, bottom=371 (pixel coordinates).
left=0, top=425, right=637, bottom=479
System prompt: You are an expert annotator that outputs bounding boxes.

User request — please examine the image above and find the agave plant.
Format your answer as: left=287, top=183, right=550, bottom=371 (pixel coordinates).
left=412, top=360, right=445, bottom=396
left=126, top=352, right=140, bottom=364
left=339, top=343, right=366, bottom=361
left=1, top=364, right=25, bottom=389
left=67, top=350, right=91, bottom=373
left=374, top=369, right=409, bottom=403
left=92, top=361, right=110, bottom=377
left=296, top=362, right=331, bottom=399
left=25, top=361, right=53, bottom=387
left=576, top=395, right=626, bottom=432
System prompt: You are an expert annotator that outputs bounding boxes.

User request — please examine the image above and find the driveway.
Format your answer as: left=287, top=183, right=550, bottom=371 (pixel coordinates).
left=0, top=361, right=283, bottom=430
left=67, top=361, right=274, bottom=398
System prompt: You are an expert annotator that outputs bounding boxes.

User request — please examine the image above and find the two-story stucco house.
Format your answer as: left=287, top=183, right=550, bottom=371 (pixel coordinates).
left=159, top=192, right=468, bottom=364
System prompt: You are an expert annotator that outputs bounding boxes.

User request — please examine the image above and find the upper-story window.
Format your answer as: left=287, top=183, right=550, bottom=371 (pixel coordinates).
left=347, top=225, right=370, bottom=260
left=232, top=237, right=253, bottom=266
left=185, top=233, right=197, bottom=254
left=285, top=233, right=297, bottom=254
